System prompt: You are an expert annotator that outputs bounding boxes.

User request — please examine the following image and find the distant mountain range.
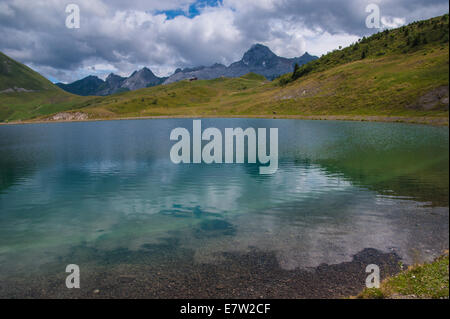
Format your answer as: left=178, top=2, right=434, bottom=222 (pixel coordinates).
left=56, top=44, right=318, bottom=96
left=164, top=44, right=317, bottom=84
left=56, top=67, right=167, bottom=96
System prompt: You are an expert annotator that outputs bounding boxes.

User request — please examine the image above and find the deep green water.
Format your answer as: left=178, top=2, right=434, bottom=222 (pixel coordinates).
left=0, top=119, right=448, bottom=290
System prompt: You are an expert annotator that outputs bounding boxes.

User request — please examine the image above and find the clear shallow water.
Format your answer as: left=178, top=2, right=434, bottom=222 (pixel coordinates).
left=0, top=119, right=448, bottom=289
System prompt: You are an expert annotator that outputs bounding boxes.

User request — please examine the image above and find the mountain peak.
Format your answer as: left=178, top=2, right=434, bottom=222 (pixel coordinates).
left=129, top=67, right=157, bottom=80
left=106, top=73, right=124, bottom=82
left=128, top=67, right=157, bottom=79
left=241, top=43, right=277, bottom=67
left=75, top=75, right=103, bottom=84
left=133, top=67, right=153, bottom=75
left=84, top=75, right=101, bottom=81
left=245, top=43, right=276, bottom=56
left=250, top=43, right=272, bottom=51
left=121, top=66, right=164, bottom=91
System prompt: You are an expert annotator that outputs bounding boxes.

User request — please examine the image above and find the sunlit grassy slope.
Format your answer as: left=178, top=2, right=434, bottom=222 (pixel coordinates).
left=0, top=14, right=448, bottom=123
left=285, top=13, right=449, bottom=84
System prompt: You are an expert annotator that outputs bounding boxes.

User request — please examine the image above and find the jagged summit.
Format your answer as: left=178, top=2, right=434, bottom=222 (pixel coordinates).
left=105, top=73, right=125, bottom=87
left=121, top=67, right=164, bottom=91
left=241, top=44, right=277, bottom=66
left=56, top=68, right=166, bottom=96
left=106, top=73, right=124, bottom=81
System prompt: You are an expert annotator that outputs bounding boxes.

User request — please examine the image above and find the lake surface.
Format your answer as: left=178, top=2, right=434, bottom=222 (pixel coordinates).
left=0, top=119, right=448, bottom=298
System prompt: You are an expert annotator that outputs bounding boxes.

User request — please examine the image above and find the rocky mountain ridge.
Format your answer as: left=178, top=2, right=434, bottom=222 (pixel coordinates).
left=56, top=44, right=318, bottom=96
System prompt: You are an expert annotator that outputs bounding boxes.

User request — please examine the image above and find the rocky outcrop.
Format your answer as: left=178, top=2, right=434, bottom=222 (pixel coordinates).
left=407, top=85, right=449, bottom=110
left=0, top=87, right=36, bottom=93
left=48, top=112, right=88, bottom=121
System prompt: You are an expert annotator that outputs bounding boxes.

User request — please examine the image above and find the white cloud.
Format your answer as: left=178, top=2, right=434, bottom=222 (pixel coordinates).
left=381, top=16, right=406, bottom=29
left=305, top=32, right=360, bottom=57
left=0, top=0, right=448, bottom=83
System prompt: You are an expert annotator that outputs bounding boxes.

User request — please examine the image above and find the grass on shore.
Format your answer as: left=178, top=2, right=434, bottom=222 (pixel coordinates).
left=357, top=252, right=449, bottom=299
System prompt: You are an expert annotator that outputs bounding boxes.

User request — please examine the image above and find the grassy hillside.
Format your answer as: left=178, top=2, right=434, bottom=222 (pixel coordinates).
left=0, top=91, right=98, bottom=122
left=0, top=52, right=90, bottom=122
left=0, top=14, right=448, bottom=124
left=78, top=73, right=269, bottom=118
left=0, top=51, right=56, bottom=91
left=282, top=13, right=449, bottom=84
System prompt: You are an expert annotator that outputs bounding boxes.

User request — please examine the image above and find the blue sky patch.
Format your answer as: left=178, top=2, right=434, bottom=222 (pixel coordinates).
left=157, top=0, right=222, bottom=20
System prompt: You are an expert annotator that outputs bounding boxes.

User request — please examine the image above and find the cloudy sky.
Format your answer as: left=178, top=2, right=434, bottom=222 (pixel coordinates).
left=0, top=0, right=448, bottom=83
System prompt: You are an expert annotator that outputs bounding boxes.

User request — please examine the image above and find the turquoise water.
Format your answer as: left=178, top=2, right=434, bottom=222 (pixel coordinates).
left=0, top=119, right=448, bottom=295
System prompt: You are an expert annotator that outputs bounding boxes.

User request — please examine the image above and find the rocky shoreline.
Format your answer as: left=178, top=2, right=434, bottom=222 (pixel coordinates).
left=0, top=247, right=405, bottom=299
